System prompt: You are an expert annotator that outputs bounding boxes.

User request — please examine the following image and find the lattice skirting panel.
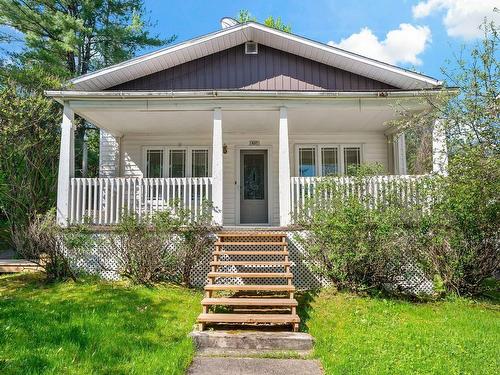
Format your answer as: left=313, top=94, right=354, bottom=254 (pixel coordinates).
left=63, top=231, right=434, bottom=294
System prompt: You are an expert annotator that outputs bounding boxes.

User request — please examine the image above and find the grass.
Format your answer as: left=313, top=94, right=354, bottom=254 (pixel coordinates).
left=1, top=274, right=499, bottom=374
left=299, top=289, right=500, bottom=375
left=0, top=273, right=202, bottom=374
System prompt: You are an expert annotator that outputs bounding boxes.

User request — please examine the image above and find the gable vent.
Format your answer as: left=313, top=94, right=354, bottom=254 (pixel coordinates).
left=245, top=41, right=258, bottom=54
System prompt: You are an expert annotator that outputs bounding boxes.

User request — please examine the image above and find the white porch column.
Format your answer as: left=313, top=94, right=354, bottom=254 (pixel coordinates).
left=278, top=107, right=291, bottom=227
left=432, top=118, right=448, bottom=175
left=56, top=103, right=75, bottom=226
left=211, top=108, right=223, bottom=225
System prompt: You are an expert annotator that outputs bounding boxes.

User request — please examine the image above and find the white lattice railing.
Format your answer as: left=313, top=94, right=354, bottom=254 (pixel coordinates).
left=290, top=175, right=432, bottom=219
left=69, top=177, right=213, bottom=225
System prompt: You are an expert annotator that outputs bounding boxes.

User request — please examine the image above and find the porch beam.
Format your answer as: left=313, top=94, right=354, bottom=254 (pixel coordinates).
left=212, top=108, right=223, bottom=225
left=56, top=103, right=75, bottom=226
left=278, top=107, right=291, bottom=227
left=432, top=118, right=448, bottom=175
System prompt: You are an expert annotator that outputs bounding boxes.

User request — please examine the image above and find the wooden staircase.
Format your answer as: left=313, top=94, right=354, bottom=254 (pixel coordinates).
left=197, top=232, right=300, bottom=331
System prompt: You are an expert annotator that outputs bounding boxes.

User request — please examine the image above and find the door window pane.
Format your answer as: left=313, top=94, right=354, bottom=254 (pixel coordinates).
left=146, top=149, right=163, bottom=178
left=192, top=149, right=209, bottom=177
left=243, top=154, right=265, bottom=200
left=344, top=147, right=361, bottom=175
left=299, top=148, right=316, bottom=177
left=321, top=147, right=338, bottom=176
left=169, top=150, right=186, bottom=177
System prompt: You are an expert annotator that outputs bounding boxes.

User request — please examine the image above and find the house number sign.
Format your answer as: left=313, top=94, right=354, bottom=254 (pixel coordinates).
left=249, top=140, right=260, bottom=146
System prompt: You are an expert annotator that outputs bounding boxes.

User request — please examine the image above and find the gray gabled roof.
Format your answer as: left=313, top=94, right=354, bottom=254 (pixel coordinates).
left=69, top=22, right=442, bottom=91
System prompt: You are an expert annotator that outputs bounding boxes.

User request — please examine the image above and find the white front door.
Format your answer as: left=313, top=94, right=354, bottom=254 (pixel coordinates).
left=239, top=150, right=268, bottom=224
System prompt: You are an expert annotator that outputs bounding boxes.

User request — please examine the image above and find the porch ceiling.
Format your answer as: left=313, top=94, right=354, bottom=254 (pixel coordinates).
left=69, top=97, right=426, bottom=136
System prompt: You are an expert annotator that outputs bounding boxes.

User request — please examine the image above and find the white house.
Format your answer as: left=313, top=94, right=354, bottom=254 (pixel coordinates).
left=46, top=20, right=449, bottom=329
left=47, top=21, right=448, bottom=229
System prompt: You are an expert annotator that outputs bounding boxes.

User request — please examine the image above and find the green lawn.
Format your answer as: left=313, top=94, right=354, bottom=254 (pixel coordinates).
left=1, top=274, right=499, bottom=374
left=0, top=273, right=201, bottom=374
left=300, top=289, right=500, bottom=375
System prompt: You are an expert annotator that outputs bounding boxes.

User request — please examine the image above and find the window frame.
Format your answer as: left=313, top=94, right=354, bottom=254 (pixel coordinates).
left=297, top=146, right=317, bottom=177
left=295, top=143, right=363, bottom=177
left=142, top=146, right=211, bottom=178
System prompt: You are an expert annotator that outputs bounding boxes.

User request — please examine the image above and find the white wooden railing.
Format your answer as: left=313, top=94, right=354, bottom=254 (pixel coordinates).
left=69, top=177, right=212, bottom=225
left=290, top=175, right=432, bottom=219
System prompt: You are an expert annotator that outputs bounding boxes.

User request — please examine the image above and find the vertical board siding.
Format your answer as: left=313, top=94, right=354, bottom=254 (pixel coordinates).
left=108, top=44, right=396, bottom=91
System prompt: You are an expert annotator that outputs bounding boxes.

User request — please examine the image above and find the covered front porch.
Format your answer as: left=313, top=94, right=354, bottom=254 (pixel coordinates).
left=49, top=91, right=448, bottom=227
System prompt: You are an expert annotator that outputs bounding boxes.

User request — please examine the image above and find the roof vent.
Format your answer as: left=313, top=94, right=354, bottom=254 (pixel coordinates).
left=245, top=41, right=258, bottom=55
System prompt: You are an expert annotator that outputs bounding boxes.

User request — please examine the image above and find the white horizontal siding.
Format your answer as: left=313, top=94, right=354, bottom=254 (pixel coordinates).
left=99, top=130, right=120, bottom=177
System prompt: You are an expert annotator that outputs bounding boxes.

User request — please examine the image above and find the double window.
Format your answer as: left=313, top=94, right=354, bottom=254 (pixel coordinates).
left=296, top=144, right=362, bottom=176
left=144, top=147, right=210, bottom=178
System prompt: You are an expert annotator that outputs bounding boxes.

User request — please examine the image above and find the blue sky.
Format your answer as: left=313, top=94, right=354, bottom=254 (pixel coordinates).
left=140, top=0, right=499, bottom=81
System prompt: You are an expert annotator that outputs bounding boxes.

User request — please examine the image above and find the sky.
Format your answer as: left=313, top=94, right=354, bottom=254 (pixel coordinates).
left=138, top=0, right=499, bottom=80
left=0, top=0, right=498, bottom=81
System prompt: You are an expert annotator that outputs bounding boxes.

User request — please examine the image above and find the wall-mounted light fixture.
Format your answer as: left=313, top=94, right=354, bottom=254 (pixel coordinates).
left=223, top=144, right=228, bottom=154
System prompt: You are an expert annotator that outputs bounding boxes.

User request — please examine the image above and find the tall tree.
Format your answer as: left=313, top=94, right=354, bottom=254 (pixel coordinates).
left=0, top=1, right=174, bottom=249
left=0, top=0, right=176, bottom=79
left=236, top=10, right=292, bottom=33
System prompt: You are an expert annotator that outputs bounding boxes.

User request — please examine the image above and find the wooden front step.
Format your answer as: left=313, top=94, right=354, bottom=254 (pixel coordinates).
left=208, top=272, right=293, bottom=278
left=217, top=232, right=286, bottom=238
left=205, top=284, right=295, bottom=292
left=210, top=261, right=291, bottom=266
left=202, top=298, right=298, bottom=307
left=197, top=313, right=300, bottom=324
left=215, top=242, right=286, bottom=246
left=198, top=231, right=299, bottom=331
left=213, top=250, right=288, bottom=256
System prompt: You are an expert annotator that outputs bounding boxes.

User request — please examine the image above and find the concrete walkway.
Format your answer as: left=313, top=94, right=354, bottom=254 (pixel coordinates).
left=187, top=357, right=322, bottom=375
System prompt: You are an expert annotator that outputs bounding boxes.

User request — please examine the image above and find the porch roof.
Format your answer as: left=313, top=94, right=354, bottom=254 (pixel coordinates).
left=45, top=89, right=447, bottom=136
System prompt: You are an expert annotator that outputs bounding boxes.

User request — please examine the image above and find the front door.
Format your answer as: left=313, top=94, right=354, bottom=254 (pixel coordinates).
left=240, top=150, right=268, bottom=224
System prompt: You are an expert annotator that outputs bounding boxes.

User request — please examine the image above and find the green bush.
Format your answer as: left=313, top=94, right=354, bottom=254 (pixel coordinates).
left=295, top=168, right=430, bottom=293
left=17, top=209, right=79, bottom=281
left=295, top=155, right=499, bottom=297
left=417, top=150, right=499, bottom=296
left=104, top=201, right=219, bottom=286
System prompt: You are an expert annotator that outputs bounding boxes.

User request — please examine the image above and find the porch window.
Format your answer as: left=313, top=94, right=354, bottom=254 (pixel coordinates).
left=298, top=147, right=316, bottom=177
left=296, top=144, right=363, bottom=176
left=344, top=147, right=361, bottom=175
left=321, top=147, right=339, bottom=176
left=192, top=149, right=209, bottom=177
left=146, top=149, right=164, bottom=178
left=169, top=150, right=186, bottom=177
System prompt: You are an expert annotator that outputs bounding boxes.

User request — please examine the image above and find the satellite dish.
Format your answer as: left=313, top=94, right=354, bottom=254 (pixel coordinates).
left=220, top=17, right=239, bottom=29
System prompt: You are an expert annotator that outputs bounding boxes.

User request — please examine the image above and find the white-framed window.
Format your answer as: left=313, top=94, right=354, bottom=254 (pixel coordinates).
left=295, top=144, right=363, bottom=176
left=191, top=149, right=209, bottom=177
left=143, top=146, right=211, bottom=178
left=145, top=148, right=164, bottom=178
left=169, top=149, right=186, bottom=177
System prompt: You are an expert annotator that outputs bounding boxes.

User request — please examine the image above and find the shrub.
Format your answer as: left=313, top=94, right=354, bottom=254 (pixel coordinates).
left=104, top=201, right=218, bottom=286
left=295, top=168, right=430, bottom=293
left=17, top=209, right=77, bottom=281
left=175, top=203, right=219, bottom=286
left=417, top=150, right=499, bottom=296
left=295, top=155, right=499, bottom=297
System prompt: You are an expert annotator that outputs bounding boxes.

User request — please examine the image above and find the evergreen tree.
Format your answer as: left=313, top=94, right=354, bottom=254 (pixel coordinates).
left=0, top=0, right=175, bottom=79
